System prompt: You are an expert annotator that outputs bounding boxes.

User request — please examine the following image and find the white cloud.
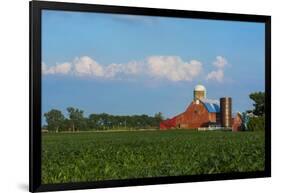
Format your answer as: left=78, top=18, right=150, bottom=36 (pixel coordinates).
left=42, top=62, right=71, bottom=75
left=206, top=69, right=224, bottom=82
left=73, top=56, right=104, bottom=77
left=147, top=56, right=202, bottom=81
left=42, top=62, right=47, bottom=73
left=42, top=55, right=203, bottom=82
left=123, top=61, right=142, bottom=75
left=213, top=56, right=228, bottom=69
left=104, top=63, right=122, bottom=78
left=104, top=61, right=142, bottom=78
left=206, top=56, right=229, bottom=82
left=43, top=56, right=143, bottom=79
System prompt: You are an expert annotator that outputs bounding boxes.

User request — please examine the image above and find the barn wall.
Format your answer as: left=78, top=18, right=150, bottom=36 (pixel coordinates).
left=208, top=113, right=217, bottom=123
left=175, top=101, right=215, bottom=129
left=159, top=117, right=177, bottom=130
left=232, top=114, right=243, bottom=131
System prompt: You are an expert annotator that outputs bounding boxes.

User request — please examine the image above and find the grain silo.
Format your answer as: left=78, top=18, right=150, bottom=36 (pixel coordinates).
left=220, top=97, right=232, bottom=128
left=194, top=84, right=206, bottom=101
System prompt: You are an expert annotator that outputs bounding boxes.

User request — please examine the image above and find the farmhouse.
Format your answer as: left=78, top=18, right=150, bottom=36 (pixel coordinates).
left=160, top=84, right=243, bottom=131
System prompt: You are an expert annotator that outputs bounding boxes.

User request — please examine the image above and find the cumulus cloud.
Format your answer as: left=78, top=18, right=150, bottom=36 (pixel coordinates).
left=206, top=56, right=228, bottom=82
left=105, top=61, right=142, bottom=78
left=43, top=56, right=143, bottom=79
left=206, top=69, right=224, bottom=82
left=213, top=56, right=228, bottom=68
left=73, top=56, right=104, bottom=77
left=42, top=62, right=72, bottom=75
left=42, top=55, right=203, bottom=82
left=147, top=56, right=202, bottom=81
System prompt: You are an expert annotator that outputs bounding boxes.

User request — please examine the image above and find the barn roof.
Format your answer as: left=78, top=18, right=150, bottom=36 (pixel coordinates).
left=200, top=99, right=220, bottom=113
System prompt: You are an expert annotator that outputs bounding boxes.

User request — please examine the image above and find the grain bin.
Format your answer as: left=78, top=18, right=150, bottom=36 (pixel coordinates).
left=194, top=84, right=206, bottom=101
left=220, top=97, right=232, bottom=128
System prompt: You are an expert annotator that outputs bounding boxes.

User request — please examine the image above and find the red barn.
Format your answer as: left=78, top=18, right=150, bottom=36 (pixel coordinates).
left=160, top=99, right=220, bottom=129
left=160, top=84, right=241, bottom=131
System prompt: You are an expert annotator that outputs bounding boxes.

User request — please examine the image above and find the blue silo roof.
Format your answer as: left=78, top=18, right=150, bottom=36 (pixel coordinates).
left=200, top=99, right=220, bottom=113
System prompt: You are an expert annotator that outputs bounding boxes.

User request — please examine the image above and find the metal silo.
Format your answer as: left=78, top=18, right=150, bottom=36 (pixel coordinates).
left=193, top=85, right=206, bottom=101
left=220, top=97, right=232, bottom=128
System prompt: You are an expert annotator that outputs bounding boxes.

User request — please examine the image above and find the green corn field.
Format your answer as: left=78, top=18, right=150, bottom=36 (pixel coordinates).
left=42, top=130, right=265, bottom=184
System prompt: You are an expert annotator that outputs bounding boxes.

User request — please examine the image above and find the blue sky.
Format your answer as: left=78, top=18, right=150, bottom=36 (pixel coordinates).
left=42, top=10, right=265, bottom=121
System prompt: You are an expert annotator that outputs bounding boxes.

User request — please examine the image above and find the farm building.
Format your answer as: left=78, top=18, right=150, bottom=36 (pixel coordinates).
left=160, top=84, right=243, bottom=131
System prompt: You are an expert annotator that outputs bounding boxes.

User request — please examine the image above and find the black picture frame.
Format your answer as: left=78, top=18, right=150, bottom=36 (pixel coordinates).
left=29, top=1, right=271, bottom=192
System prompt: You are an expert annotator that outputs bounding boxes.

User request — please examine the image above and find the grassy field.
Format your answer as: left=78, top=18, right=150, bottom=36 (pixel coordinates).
left=42, top=130, right=265, bottom=184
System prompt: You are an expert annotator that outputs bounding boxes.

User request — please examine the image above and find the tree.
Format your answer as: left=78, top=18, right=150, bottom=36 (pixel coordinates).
left=88, top=113, right=101, bottom=130
left=61, top=118, right=73, bottom=132
left=247, top=116, right=265, bottom=131
left=154, top=112, right=164, bottom=127
left=67, top=107, right=85, bottom=132
left=44, top=109, right=65, bottom=132
left=249, top=92, right=265, bottom=116
left=44, top=107, right=166, bottom=131
left=246, top=91, right=265, bottom=131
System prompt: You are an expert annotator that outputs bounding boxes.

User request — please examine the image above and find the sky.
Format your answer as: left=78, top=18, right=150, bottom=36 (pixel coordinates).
left=41, top=10, right=265, bottom=122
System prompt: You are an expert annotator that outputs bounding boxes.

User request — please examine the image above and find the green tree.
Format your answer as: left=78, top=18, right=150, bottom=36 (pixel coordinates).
left=249, top=92, right=265, bottom=116
left=61, top=118, right=73, bottom=132
left=44, top=109, right=65, bottom=132
left=44, top=108, right=167, bottom=131
left=88, top=114, right=100, bottom=130
left=247, top=116, right=265, bottom=131
left=154, top=112, right=164, bottom=127
left=67, top=107, right=85, bottom=132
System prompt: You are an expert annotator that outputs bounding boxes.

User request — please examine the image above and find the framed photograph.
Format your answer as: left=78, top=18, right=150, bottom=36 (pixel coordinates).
left=30, top=1, right=271, bottom=192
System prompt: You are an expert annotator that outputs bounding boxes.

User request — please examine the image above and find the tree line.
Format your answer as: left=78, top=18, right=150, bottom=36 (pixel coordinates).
left=43, top=91, right=265, bottom=132
left=43, top=107, right=164, bottom=132
left=247, top=91, right=265, bottom=131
